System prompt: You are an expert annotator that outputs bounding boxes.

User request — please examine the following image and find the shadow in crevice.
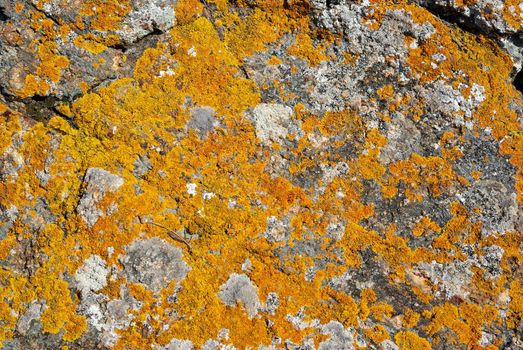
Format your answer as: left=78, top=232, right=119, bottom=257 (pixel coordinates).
left=0, top=6, right=8, bottom=21
left=514, top=68, right=523, bottom=94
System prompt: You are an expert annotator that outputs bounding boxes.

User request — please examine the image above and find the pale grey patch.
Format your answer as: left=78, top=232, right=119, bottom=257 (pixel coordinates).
left=0, top=205, right=18, bottom=240
left=248, top=103, right=299, bottom=146
left=263, top=216, right=291, bottom=243
left=417, top=260, right=473, bottom=299
left=319, top=321, right=355, bottom=350
left=133, top=155, right=152, bottom=179
left=218, top=273, right=261, bottom=318
left=121, top=237, right=189, bottom=292
left=158, top=339, right=194, bottom=350
left=16, top=302, right=43, bottom=336
left=75, top=255, right=109, bottom=294
left=187, top=106, right=218, bottom=137
left=116, top=0, right=177, bottom=44
left=263, top=292, right=279, bottom=315
left=379, top=112, right=421, bottom=165
left=460, top=180, right=520, bottom=236
left=77, top=168, right=124, bottom=227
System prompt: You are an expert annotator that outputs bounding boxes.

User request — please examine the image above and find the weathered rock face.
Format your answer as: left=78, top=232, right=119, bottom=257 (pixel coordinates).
left=414, top=0, right=523, bottom=69
left=0, top=1, right=522, bottom=349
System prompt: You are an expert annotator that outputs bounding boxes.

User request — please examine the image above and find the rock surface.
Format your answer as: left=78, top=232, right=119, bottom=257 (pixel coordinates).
left=0, top=0, right=522, bottom=349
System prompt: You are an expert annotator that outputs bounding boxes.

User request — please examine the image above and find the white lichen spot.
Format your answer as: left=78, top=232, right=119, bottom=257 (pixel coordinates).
left=241, top=258, right=252, bottom=271
left=202, top=190, right=215, bottom=200
left=75, top=255, right=109, bottom=294
left=187, top=46, right=197, bottom=57
left=159, top=69, right=176, bottom=77
left=248, top=103, right=297, bottom=146
left=186, top=183, right=197, bottom=196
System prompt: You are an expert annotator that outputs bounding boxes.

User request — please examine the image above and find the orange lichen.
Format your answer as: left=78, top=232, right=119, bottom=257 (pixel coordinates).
left=80, top=0, right=132, bottom=32
left=17, top=74, right=51, bottom=98
left=175, top=0, right=204, bottom=25
left=402, top=309, right=420, bottom=328
left=0, top=0, right=521, bottom=348
left=267, top=55, right=282, bottom=65
left=377, top=84, right=395, bottom=100
left=287, top=33, right=331, bottom=66
left=386, top=154, right=457, bottom=201
left=74, top=33, right=120, bottom=54
left=412, top=217, right=441, bottom=237
left=365, top=324, right=390, bottom=343
left=395, top=331, right=431, bottom=350
left=0, top=109, right=20, bottom=153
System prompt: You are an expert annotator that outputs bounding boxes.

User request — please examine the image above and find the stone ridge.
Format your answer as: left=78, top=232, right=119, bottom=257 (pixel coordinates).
left=0, top=1, right=521, bottom=349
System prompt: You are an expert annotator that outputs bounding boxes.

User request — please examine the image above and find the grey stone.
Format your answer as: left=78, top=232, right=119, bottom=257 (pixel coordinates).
left=248, top=103, right=298, bottom=146
left=379, top=113, right=422, bottom=165
left=160, top=339, right=195, bottom=350
left=116, top=0, right=177, bottom=45
left=15, top=302, right=42, bottom=336
left=0, top=205, right=18, bottom=240
left=461, top=180, right=520, bottom=235
left=417, top=260, right=473, bottom=299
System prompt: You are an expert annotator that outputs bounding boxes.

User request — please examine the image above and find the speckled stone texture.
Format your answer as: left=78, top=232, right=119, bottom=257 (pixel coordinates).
left=0, top=1, right=522, bottom=349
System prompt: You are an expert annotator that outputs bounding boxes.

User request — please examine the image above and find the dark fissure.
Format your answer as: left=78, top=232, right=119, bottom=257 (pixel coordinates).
left=514, top=68, right=523, bottom=94
left=0, top=6, right=8, bottom=21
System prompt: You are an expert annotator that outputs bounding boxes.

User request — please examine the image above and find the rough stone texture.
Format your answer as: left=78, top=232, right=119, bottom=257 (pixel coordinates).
left=414, top=0, right=523, bottom=69
left=0, top=0, right=176, bottom=110
left=0, top=0, right=522, bottom=349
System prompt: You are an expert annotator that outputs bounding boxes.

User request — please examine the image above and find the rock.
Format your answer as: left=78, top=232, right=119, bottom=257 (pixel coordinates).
left=159, top=339, right=195, bottom=350
left=132, top=155, right=152, bottom=179
left=115, top=0, right=177, bottom=45
left=414, top=0, right=523, bottom=69
left=379, top=113, right=422, bottom=165
left=0, top=0, right=522, bottom=348
left=461, top=180, right=520, bottom=235
left=15, top=302, right=42, bottom=336
left=417, top=260, right=473, bottom=299
left=0, top=205, right=18, bottom=240
left=0, top=0, right=176, bottom=104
